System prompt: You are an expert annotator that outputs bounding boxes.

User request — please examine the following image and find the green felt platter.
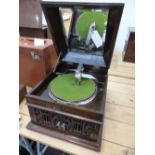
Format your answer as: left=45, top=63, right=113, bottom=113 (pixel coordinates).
left=76, top=9, right=109, bottom=39
left=49, top=73, right=96, bottom=102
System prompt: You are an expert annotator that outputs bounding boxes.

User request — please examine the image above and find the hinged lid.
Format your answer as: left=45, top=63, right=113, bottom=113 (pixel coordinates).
left=41, top=0, right=124, bottom=69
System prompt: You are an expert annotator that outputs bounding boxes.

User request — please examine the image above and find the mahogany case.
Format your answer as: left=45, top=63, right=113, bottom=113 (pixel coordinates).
left=26, top=1, right=124, bottom=151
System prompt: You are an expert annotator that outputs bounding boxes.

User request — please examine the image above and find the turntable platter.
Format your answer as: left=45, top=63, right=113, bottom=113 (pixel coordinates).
left=49, top=73, right=96, bottom=103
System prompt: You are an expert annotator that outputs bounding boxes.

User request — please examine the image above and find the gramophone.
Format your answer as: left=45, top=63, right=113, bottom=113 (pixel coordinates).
left=26, top=0, right=124, bottom=151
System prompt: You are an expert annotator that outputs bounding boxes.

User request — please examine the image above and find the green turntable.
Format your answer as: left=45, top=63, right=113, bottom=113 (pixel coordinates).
left=48, top=73, right=97, bottom=105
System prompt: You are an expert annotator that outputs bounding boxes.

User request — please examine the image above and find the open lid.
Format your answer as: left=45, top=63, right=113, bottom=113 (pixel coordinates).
left=41, top=0, right=124, bottom=69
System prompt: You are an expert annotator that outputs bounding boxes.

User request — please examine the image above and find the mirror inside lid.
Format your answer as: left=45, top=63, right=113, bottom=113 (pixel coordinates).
left=41, top=1, right=124, bottom=68
left=62, top=8, right=108, bottom=67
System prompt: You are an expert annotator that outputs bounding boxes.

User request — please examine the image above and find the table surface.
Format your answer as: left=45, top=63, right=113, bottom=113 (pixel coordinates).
left=19, top=52, right=135, bottom=155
